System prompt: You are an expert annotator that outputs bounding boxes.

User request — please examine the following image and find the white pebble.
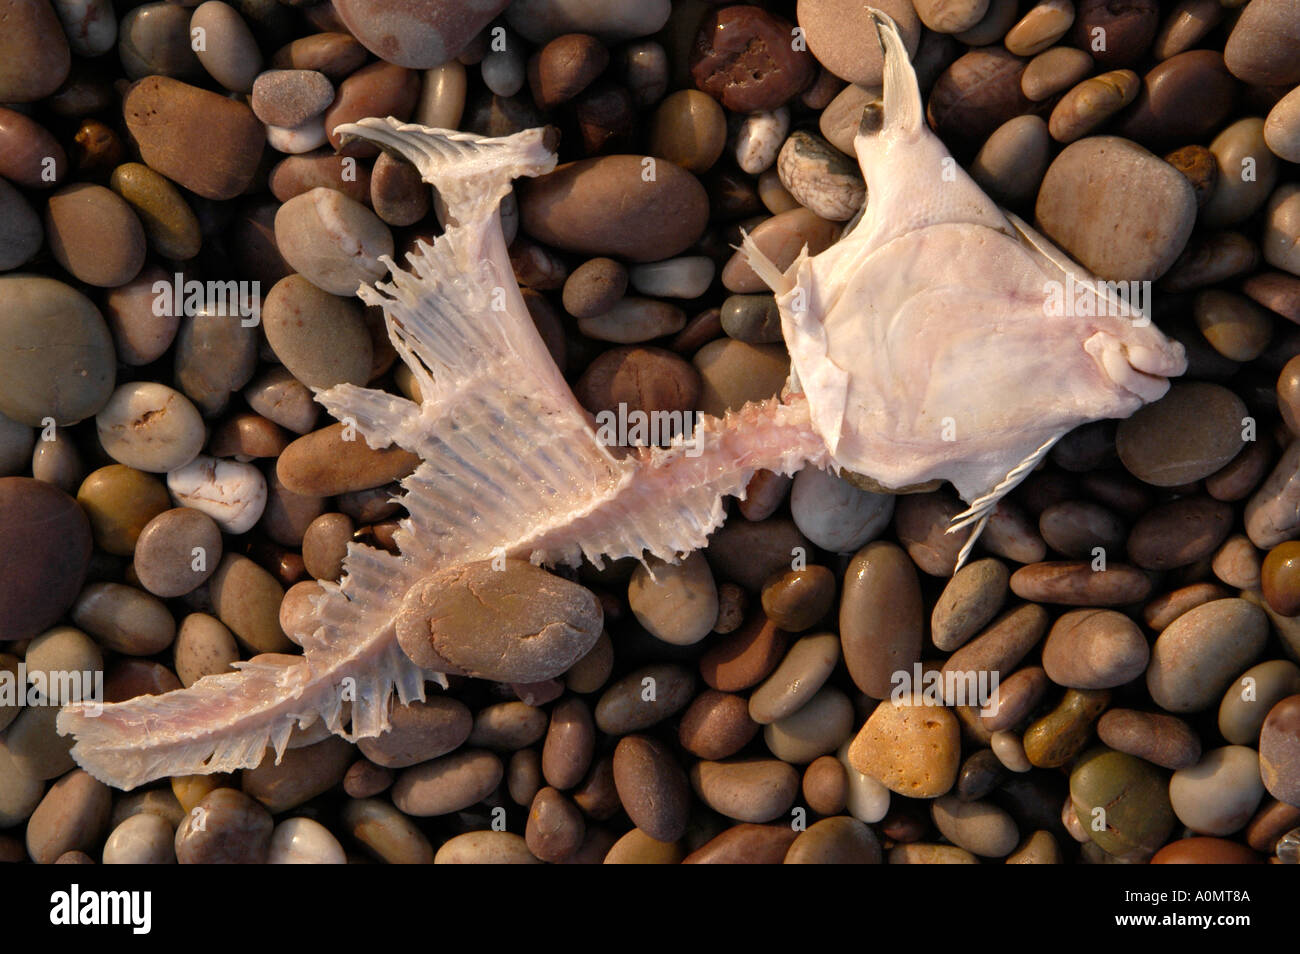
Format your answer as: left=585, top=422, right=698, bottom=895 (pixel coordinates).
left=167, top=454, right=267, bottom=534
left=790, top=466, right=894, bottom=552
left=52, top=0, right=117, bottom=57
left=266, top=117, right=328, bottom=154
left=481, top=46, right=525, bottom=98
left=96, top=382, right=206, bottom=474
left=838, top=738, right=890, bottom=823
left=628, top=256, right=715, bottom=299
left=268, top=816, right=346, bottom=863
left=735, top=107, right=789, bottom=175
left=102, top=812, right=176, bottom=864
left=990, top=730, right=1032, bottom=772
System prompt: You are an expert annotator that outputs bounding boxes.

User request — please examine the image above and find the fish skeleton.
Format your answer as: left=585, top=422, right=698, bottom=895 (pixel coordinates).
left=58, top=11, right=1185, bottom=790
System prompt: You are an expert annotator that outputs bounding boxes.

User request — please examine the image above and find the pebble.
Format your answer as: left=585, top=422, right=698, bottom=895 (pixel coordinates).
left=981, top=665, right=1049, bottom=732
left=0, top=108, right=67, bottom=188
left=102, top=812, right=175, bottom=864
left=1210, top=534, right=1259, bottom=591
left=650, top=90, right=726, bottom=175
left=848, top=699, right=960, bottom=798
left=1170, top=745, right=1265, bottom=835
left=690, top=757, right=800, bottom=824
left=1035, top=136, right=1195, bottom=282
left=207, top=553, right=291, bottom=654
left=1246, top=441, right=1300, bottom=549
left=133, top=508, right=222, bottom=597
left=1006, top=829, right=1063, bottom=863
left=803, top=755, right=848, bottom=815
left=562, top=258, right=627, bottom=319
left=1127, top=497, right=1234, bottom=571
left=735, top=109, right=789, bottom=176
left=1023, top=688, right=1110, bottom=768
left=245, top=367, right=321, bottom=436
left=274, top=188, right=394, bottom=297
left=970, top=114, right=1051, bottom=206
left=819, top=83, right=879, bottom=155
left=0, top=178, right=43, bottom=271
left=628, top=257, right=714, bottom=300
left=266, top=816, right=345, bottom=864
left=763, top=686, right=854, bottom=764
left=251, top=70, right=333, bottom=128
left=992, top=730, right=1033, bottom=772
left=942, top=604, right=1049, bottom=694
left=396, top=559, right=602, bottom=682
left=95, top=382, right=205, bottom=474
left=434, top=829, right=537, bottom=864
left=798, top=0, right=920, bottom=86
left=1152, top=837, right=1262, bottom=864
left=1203, top=119, right=1279, bottom=230
left=611, top=734, right=690, bottom=842
left=1005, top=0, right=1075, bottom=57
left=355, top=698, right=471, bottom=769
left=0, top=0, right=70, bottom=101
left=343, top=759, right=393, bottom=799
left=595, top=663, right=695, bottom=734
left=1116, top=51, right=1236, bottom=149
left=1259, top=695, right=1300, bottom=805
left=1194, top=290, right=1272, bottom=362
left=784, top=815, right=881, bottom=864
left=931, top=559, right=1010, bottom=652
left=578, top=297, right=686, bottom=343
left=693, top=339, right=790, bottom=419
left=1048, top=70, right=1140, bottom=143
left=529, top=34, right=607, bottom=108
left=173, top=307, right=259, bottom=417
left=76, top=465, right=170, bottom=556
left=1117, top=382, right=1247, bottom=487
left=264, top=275, right=373, bottom=389
left=1220, top=660, right=1300, bottom=748
left=0, top=743, right=43, bottom=828
left=893, top=491, right=967, bottom=577
left=928, top=47, right=1035, bottom=148
left=574, top=344, right=699, bottom=423
left=1265, top=86, right=1300, bottom=163
left=1042, top=609, right=1149, bottom=689
left=932, top=795, right=1020, bottom=857
left=167, top=456, right=267, bottom=535
left=71, top=582, right=174, bottom=656
left=118, top=2, right=202, bottom=80
left=839, top=541, right=923, bottom=698
left=776, top=131, right=865, bottom=222
left=1264, top=184, right=1300, bottom=277
left=722, top=207, right=840, bottom=293
left=790, top=467, right=893, bottom=554
left=242, top=736, right=354, bottom=812
left=1148, top=598, right=1269, bottom=713
left=1073, top=0, right=1158, bottom=66
left=108, top=163, right=200, bottom=261
left=482, top=41, right=526, bottom=99
left=679, top=690, right=761, bottom=760
left=323, top=61, right=421, bottom=157
left=277, top=423, right=419, bottom=497
left=369, top=153, right=430, bottom=227
left=390, top=749, right=503, bottom=816
left=719, top=293, right=781, bottom=344
left=760, top=568, right=835, bottom=634
left=1038, top=499, right=1125, bottom=560
left=628, top=553, right=718, bottom=646
left=268, top=150, right=371, bottom=206
left=43, top=183, right=145, bottom=288
left=889, top=843, right=979, bottom=864
left=1223, top=0, right=1300, bottom=85
left=681, top=823, right=798, bottom=864
left=25, top=770, right=111, bottom=865
left=191, top=1, right=261, bottom=94
left=3, top=704, right=73, bottom=779
left=124, top=76, right=264, bottom=200
left=1070, top=747, right=1175, bottom=860
left=173, top=613, right=239, bottom=687
left=1021, top=46, right=1092, bottom=101
left=338, top=797, right=431, bottom=863
left=520, top=155, right=708, bottom=263
left=690, top=5, right=815, bottom=112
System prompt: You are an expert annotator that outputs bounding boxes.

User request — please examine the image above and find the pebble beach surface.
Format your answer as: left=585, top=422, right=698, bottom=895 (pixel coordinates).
left=1, top=0, right=1300, bottom=866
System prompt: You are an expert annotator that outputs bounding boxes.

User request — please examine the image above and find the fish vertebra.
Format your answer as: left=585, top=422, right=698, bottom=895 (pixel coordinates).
left=59, top=10, right=1185, bottom=790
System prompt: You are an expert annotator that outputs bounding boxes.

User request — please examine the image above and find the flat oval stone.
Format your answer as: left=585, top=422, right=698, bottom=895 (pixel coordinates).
left=784, top=815, right=882, bottom=864
left=1223, top=0, right=1300, bottom=86
left=762, top=686, right=854, bottom=763
left=980, top=665, right=1049, bottom=732
left=942, top=603, right=1049, bottom=695
left=798, top=0, right=920, bottom=86
left=776, top=130, right=865, bottom=222
left=134, top=507, right=222, bottom=597
left=109, top=163, right=201, bottom=262
left=357, top=698, right=472, bottom=768
left=612, top=734, right=690, bottom=842
left=241, top=736, right=354, bottom=812
left=682, top=823, right=799, bottom=864
left=1259, top=695, right=1300, bottom=805
left=96, top=382, right=205, bottom=474
left=277, top=422, right=420, bottom=496
left=1264, top=183, right=1300, bottom=277
left=1127, top=496, right=1234, bottom=571
left=1246, top=441, right=1300, bottom=549
left=1048, top=70, right=1140, bottom=143
left=252, top=69, right=334, bottom=127
left=690, top=757, right=800, bottom=823
left=396, top=559, right=602, bottom=683
left=722, top=207, right=840, bottom=293
left=1005, top=0, right=1075, bottom=57
left=927, top=47, right=1035, bottom=149
left=0, top=276, right=114, bottom=427
left=1096, top=708, right=1200, bottom=770
left=1218, top=660, right=1300, bottom=746
left=1022, top=46, right=1093, bottom=101
left=1147, top=598, right=1269, bottom=713
left=1152, top=836, right=1263, bottom=864
left=191, top=1, right=262, bottom=94
left=679, top=690, right=761, bottom=760
left=790, top=467, right=893, bottom=553
left=970, top=114, right=1051, bottom=206
left=0, top=0, right=70, bottom=102
left=577, top=297, right=685, bottom=344
left=76, top=464, right=170, bottom=556
left=1116, top=50, right=1236, bottom=149
left=1042, top=609, right=1150, bottom=689
left=274, top=188, right=394, bottom=297
left=839, top=541, right=923, bottom=699
left=264, top=275, right=373, bottom=389
left=1203, top=118, right=1278, bottom=229
left=124, top=76, right=265, bottom=200
left=102, top=812, right=175, bottom=865
left=0, top=108, right=68, bottom=188
left=1023, top=688, right=1110, bottom=768
left=24, top=770, right=110, bottom=865
left=1035, top=135, right=1196, bottom=282
left=267, top=816, right=345, bottom=865
left=435, top=829, right=536, bottom=864
left=0, top=478, right=92, bottom=640
left=1265, top=86, right=1300, bottom=163
left=391, top=749, right=503, bottom=816
left=71, top=582, right=175, bottom=656
left=848, top=700, right=960, bottom=798
left=1170, top=745, right=1265, bottom=835
left=118, top=2, right=202, bottom=80
left=1069, top=747, right=1175, bottom=860
left=1038, top=499, right=1126, bottom=560
left=931, top=795, right=1019, bottom=857
left=208, top=553, right=292, bottom=654
left=174, top=788, right=273, bottom=863
left=595, top=663, right=695, bottom=735
left=342, top=797, right=435, bottom=864
left=173, top=612, right=238, bottom=688
left=0, top=178, right=42, bottom=271
left=931, top=558, right=1009, bottom=652
left=649, top=89, right=726, bottom=175
left=520, top=155, right=708, bottom=263
left=335, top=0, right=511, bottom=69
left=1117, top=382, right=1246, bottom=487
left=760, top=567, right=835, bottom=633
left=323, top=61, right=421, bottom=156
left=628, top=553, right=717, bottom=646
left=1009, top=561, right=1151, bottom=606
left=1071, top=0, right=1159, bottom=67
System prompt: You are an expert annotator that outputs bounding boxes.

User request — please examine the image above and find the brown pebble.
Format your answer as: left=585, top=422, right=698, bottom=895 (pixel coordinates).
left=1097, top=708, right=1201, bottom=770
left=698, top=611, right=787, bottom=692
left=175, top=788, right=273, bottom=864
left=802, top=755, right=848, bottom=816
left=678, top=689, right=760, bottom=760
left=1009, top=562, right=1152, bottom=606
left=526, top=786, right=586, bottom=862
left=612, top=734, right=690, bottom=842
